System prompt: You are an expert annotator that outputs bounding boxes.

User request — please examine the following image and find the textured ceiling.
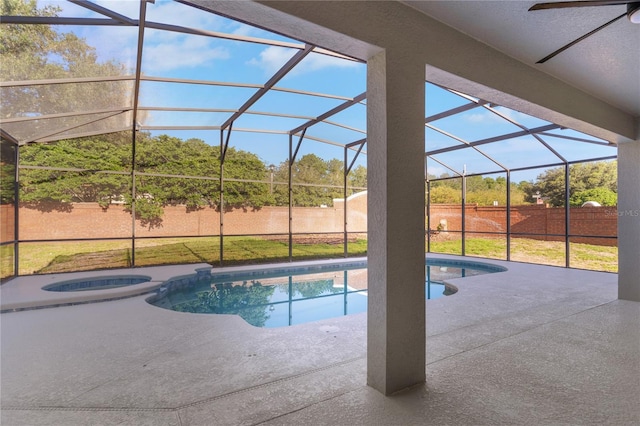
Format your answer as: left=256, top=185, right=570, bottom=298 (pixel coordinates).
left=404, top=0, right=640, bottom=117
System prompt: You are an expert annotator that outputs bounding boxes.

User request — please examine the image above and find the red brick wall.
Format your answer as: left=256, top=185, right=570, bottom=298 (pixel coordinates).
left=13, top=194, right=617, bottom=246
left=17, top=202, right=363, bottom=240
left=0, top=204, right=16, bottom=242
left=429, top=204, right=617, bottom=246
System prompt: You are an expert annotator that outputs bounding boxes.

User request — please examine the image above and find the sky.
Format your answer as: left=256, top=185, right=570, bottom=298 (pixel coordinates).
left=41, top=0, right=616, bottom=183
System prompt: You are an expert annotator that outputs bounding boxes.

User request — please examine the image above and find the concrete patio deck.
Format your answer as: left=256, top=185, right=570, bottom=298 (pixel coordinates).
left=1, top=255, right=638, bottom=425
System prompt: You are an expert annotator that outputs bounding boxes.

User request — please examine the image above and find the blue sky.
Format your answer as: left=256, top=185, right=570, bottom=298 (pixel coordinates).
left=45, top=0, right=616, bottom=183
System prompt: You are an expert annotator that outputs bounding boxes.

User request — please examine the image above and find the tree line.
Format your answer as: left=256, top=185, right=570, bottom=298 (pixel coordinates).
left=15, top=131, right=616, bottom=224
left=17, top=132, right=368, bottom=222
left=428, top=160, right=617, bottom=207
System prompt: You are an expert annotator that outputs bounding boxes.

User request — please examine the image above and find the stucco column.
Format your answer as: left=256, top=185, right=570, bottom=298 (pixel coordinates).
left=618, top=140, right=640, bottom=301
left=367, top=50, right=426, bottom=395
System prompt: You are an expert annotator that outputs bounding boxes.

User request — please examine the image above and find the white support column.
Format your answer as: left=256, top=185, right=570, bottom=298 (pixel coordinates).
left=367, top=50, right=426, bottom=395
left=618, top=140, right=640, bottom=301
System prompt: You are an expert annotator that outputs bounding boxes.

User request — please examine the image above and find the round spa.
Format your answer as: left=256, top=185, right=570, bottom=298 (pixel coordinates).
left=43, top=275, right=152, bottom=292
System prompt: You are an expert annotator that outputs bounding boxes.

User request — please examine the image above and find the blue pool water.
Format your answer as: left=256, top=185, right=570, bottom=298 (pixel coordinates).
left=150, top=259, right=505, bottom=328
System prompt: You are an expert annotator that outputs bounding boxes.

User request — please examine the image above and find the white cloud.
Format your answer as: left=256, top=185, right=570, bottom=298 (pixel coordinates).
left=463, top=107, right=541, bottom=126
left=464, top=110, right=507, bottom=124
left=248, top=46, right=359, bottom=75
left=56, top=0, right=230, bottom=73
left=142, top=36, right=229, bottom=72
left=302, top=53, right=360, bottom=73
left=426, top=165, right=447, bottom=178
left=145, top=1, right=226, bottom=30
left=71, top=25, right=230, bottom=74
left=247, top=46, right=294, bottom=74
left=231, top=23, right=261, bottom=37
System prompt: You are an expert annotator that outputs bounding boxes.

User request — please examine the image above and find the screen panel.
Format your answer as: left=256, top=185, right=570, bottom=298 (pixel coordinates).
left=569, top=236, right=617, bottom=273
left=18, top=240, right=132, bottom=275
left=135, top=236, right=220, bottom=267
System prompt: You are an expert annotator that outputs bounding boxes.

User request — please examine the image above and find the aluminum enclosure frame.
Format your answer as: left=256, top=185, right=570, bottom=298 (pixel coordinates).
left=0, top=0, right=618, bottom=280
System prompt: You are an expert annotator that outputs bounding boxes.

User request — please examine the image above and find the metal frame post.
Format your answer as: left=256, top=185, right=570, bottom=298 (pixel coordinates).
left=344, top=145, right=348, bottom=258
left=506, top=170, right=511, bottom=261
left=13, top=143, right=20, bottom=277
left=219, top=129, right=224, bottom=265
left=461, top=171, right=466, bottom=256
left=288, top=134, right=293, bottom=261
left=130, top=132, right=137, bottom=267
left=220, top=125, right=232, bottom=266
left=565, top=163, right=571, bottom=267
left=342, top=139, right=366, bottom=258
left=288, top=130, right=307, bottom=261
left=343, top=269, right=348, bottom=315
left=129, top=0, right=150, bottom=268
left=426, top=179, right=431, bottom=253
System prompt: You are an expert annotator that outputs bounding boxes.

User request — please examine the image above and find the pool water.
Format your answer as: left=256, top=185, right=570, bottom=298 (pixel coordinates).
left=151, top=259, right=505, bottom=328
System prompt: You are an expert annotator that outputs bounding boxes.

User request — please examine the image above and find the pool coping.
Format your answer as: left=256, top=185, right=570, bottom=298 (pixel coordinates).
left=0, top=255, right=507, bottom=313
left=0, top=264, right=208, bottom=313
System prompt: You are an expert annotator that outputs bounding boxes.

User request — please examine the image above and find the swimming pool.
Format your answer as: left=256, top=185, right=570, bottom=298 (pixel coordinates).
left=149, top=259, right=506, bottom=328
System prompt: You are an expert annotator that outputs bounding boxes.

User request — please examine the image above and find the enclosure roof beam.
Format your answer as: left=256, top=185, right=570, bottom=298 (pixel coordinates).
left=221, top=123, right=233, bottom=164
left=426, top=124, right=560, bottom=155
left=482, top=104, right=567, bottom=163
left=221, top=44, right=314, bottom=130
left=538, top=132, right=616, bottom=147
left=142, top=76, right=353, bottom=101
left=69, top=0, right=136, bottom=25
left=291, top=129, right=307, bottom=164
left=0, top=16, right=126, bottom=26
left=0, top=129, right=19, bottom=145
left=0, top=108, right=132, bottom=124
left=346, top=139, right=366, bottom=175
left=1, top=76, right=134, bottom=87
left=290, top=92, right=366, bottom=135
left=567, top=155, right=617, bottom=165
left=425, top=99, right=488, bottom=123
left=426, top=155, right=462, bottom=177
left=146, top=21, right=358, bottom=62
left=426, top=124, right=508, bottom=171
left=33, top=127, right=132, bottom=144
left=131, top=0, right=149, bottom=140
left=25, top=111, right=125, bottom=145
left=0, top=13, right=358, bottom=61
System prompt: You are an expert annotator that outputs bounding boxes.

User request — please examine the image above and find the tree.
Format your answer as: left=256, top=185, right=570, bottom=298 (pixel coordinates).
left=272, top=154, right=346, bottom=207
left=429, top=186, right=461, bottom=204
left=19, top=132, right=131, bottom=210
left=570, top=187, right=617, bottom=207
left=19, top=133, right=275, bottom=221
left=522, top=161, right=617, bottom=207
left=428, top=173, right=526, bottom=206
left=0, top=0, right=132, bottom=140
left=348, top=165, right=367, bottom=192
left=0, top=139, right=17, bottom=205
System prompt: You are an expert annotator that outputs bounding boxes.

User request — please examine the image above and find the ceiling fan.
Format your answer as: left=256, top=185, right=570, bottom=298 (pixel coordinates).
left=529, top=1, right=640, bottom=63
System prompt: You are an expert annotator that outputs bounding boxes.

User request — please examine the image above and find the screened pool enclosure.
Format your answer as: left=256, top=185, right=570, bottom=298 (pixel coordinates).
left=0, top=0, right=619, bottom=281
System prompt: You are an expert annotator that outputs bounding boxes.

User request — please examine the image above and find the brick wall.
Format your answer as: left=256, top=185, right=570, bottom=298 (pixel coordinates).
left=429, top=204, right=617, bottom=246
left=17, top=190, right=369, bottom=240
left=0, top=204, right=15, bottom=242
left=12, top=192, right=616, bottom=246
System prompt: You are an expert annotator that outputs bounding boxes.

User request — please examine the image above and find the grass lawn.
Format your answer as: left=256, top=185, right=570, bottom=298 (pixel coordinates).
left=430, top=237, right=617, bottom=272
left=15, top=236, right=615, bottom=275
left=1, top=244, right=15, bottom=280
left=19, top=237, right=368, bottom=275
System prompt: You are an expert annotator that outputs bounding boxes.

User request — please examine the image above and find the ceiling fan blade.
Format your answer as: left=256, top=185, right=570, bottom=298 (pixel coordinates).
left=536, top=12, right=626, bottom=63
left=529, top=1, right=631, bottom=11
